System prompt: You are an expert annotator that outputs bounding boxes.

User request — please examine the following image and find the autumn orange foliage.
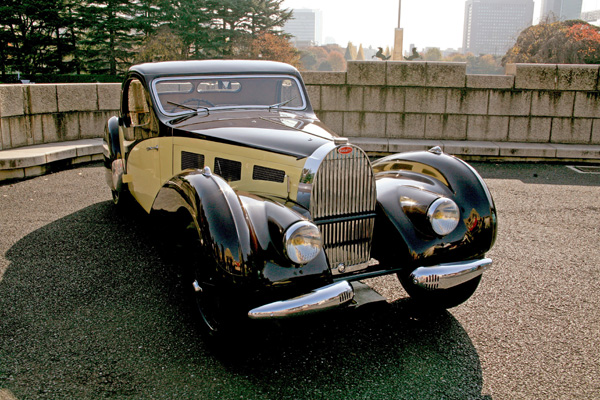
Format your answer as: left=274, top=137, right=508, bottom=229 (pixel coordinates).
left=230, top=32, right=300, bottom=68
left=503, top=21, right=600, bottom=65
left=566, top=23, right=600, bottom=42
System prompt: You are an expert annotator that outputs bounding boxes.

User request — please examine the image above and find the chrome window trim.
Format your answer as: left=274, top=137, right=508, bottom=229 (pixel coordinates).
left=151, top=74, right=308, bottom=116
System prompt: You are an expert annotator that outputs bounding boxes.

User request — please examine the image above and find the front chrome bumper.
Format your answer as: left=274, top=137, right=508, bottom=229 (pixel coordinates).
left=410, top=258, right=492, bottom=290
left=247, top=258, right=492, bottom=319
left=248, top=281, right=354, bottom=319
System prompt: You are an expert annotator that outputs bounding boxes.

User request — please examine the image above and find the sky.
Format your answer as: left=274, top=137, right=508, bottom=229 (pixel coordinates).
left=282, top=0, right=600, bottom=52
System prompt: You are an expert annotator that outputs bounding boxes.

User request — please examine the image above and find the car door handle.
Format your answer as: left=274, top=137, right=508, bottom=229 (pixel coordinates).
left=146, top=145, right=159, bottom=151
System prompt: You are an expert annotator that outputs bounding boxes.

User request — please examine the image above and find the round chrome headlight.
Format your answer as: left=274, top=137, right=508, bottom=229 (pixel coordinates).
left=427, top=198, right=460, bottom=236
left=283, top=221, right=322, bottom=265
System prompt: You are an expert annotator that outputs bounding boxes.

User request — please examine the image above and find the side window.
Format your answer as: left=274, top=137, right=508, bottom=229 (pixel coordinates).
left=125, top=78, right=159, bottom=141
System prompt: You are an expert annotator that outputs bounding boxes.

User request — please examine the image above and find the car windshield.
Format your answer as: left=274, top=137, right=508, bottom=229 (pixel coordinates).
left=152, top=75, right=305, bottom=116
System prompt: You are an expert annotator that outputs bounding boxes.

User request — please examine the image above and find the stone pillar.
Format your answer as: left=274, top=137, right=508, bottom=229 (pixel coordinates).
left=393, top=28, right=404, bottom=61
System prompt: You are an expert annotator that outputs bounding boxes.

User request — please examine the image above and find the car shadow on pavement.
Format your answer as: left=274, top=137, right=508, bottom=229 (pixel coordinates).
left=0, top=201, right=490, bottom=400
left=219, top=303, right=490, bottom=400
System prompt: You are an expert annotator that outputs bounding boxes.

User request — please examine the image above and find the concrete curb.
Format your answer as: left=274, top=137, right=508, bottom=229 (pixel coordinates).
left=1, top=138, right=599, bottom=183
left=0, top=138, right=104, bottom=182
left=349, top=137, right=600, bottom=161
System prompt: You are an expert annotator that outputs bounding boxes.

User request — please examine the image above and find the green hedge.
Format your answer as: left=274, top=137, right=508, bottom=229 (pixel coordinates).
left=0, top=74, right=123, bottom=84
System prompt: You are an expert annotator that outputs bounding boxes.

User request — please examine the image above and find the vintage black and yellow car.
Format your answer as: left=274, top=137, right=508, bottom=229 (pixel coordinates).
left=104, top=60, right=497, bottom=335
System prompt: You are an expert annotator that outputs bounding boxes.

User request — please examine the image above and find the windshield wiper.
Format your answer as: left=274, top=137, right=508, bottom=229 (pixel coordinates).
left=167, top=100, right=209, bottom=113
left=166, top=101, right=210, bottom=124
left=269, top=97, right=297, bottom=110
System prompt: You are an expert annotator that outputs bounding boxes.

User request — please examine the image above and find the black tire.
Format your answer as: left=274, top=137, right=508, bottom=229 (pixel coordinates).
left=111, top=188, right=132, bottom=206
left=181, top=222, right=240, bottom=339
left=398, top=272, right=482, bottom=310
left=192, top=274, right=234, bottom=337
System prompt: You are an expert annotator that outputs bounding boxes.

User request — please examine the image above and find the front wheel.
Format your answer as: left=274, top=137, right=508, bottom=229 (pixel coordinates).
left=398, top=272, right=482, bottom=310
left=192, top=275, right=234, bottom=337
left=180, top=221, right=241, bottom=339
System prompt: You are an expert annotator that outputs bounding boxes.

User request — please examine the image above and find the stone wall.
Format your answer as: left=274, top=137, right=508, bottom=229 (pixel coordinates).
left=0, top=83, right=120, bottom=150
left=304, top=62, right=600, bottom=150
left=1, top=62, right=600, bottom=154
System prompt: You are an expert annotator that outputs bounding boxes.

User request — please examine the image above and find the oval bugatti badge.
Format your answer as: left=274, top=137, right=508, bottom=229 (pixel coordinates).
left=338, top=146, right=353, bottom=155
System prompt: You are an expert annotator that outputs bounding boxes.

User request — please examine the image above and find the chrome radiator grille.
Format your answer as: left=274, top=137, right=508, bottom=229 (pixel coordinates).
left=309, top=145, right=377, bottom=273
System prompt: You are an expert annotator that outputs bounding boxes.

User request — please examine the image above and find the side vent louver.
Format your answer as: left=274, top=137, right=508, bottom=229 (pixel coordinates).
left=214, top=158, right=241, bottom=182
left=253, top=165, right=285, bottom=183
left=181, top=151, right=205, bottom=170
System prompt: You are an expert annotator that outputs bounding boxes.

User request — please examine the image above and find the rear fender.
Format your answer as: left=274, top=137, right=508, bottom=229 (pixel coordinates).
left=103, top=116, right=122, bottom=162
left=103, top=116, right=124, bottom=191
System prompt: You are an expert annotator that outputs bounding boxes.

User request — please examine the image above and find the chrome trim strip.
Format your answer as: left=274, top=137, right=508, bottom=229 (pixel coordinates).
left=410, top=258, right=492, bottom=290
left=247, top=281, right=354, bottom=319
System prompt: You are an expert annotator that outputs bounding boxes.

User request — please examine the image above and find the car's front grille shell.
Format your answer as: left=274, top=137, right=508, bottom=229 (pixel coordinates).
left=309, top=145, right=377, bottom=273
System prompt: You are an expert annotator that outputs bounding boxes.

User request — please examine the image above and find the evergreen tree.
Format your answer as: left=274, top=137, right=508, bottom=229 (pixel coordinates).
left=207, top=0, right=292, bottom=57
left=0, top=0, right=76, bottom=75
left=61, top=0, right=85, bottom=74
left=246, top=0, right=292, bottom=35
left=136, top=0, right=171, bottom=37
left=0, top=0, right=300, bottom=79
left=168, top=0, right=214, bottom=59
left=78, top=0, right=142, bottom=75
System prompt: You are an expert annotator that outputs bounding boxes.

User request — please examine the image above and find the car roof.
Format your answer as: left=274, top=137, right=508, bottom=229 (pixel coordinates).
left=129, top=60, right=301, bottom=79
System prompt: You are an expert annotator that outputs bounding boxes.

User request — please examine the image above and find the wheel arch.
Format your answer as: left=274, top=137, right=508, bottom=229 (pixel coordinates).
left=151, top=169, right=331, bottom=288
left=371, top=149, right=498, bottom=268
left=151, top=169, right=254, bottom=278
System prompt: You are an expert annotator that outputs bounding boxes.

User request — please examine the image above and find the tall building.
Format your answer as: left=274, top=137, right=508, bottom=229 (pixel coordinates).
left=283, top=9, right=323, bottom=48
left=462, top=0, right=534, bottom=56
left=540, top=0, right=583, bottom=21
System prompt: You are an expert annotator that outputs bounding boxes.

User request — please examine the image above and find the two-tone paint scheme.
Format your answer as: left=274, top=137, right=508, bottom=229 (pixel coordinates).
left=104, top=60, right=497, bottom=334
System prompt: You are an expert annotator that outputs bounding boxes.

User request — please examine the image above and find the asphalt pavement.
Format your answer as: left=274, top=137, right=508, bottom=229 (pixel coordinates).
left=0, top=161, right=599, bottom=399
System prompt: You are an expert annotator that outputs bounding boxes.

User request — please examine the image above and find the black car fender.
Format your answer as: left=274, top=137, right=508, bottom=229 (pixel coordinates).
left=151, top=170, right=330, bottom=291
left=371, top=150, right=498, bottom=269
left=103, top=116, right=124, bottom=193
left=236, top=194, right=330, bottom=287
left=152, top=169, right=252, bottom=280
left=103, top=116, right=121, bottom=164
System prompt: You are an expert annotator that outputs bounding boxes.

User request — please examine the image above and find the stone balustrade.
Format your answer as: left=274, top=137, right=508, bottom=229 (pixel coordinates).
left=303, top=62, right=600, bottom=148
left=0, top=83, right=120, bottom=150
left=1, top=62, right=599, bottom=158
